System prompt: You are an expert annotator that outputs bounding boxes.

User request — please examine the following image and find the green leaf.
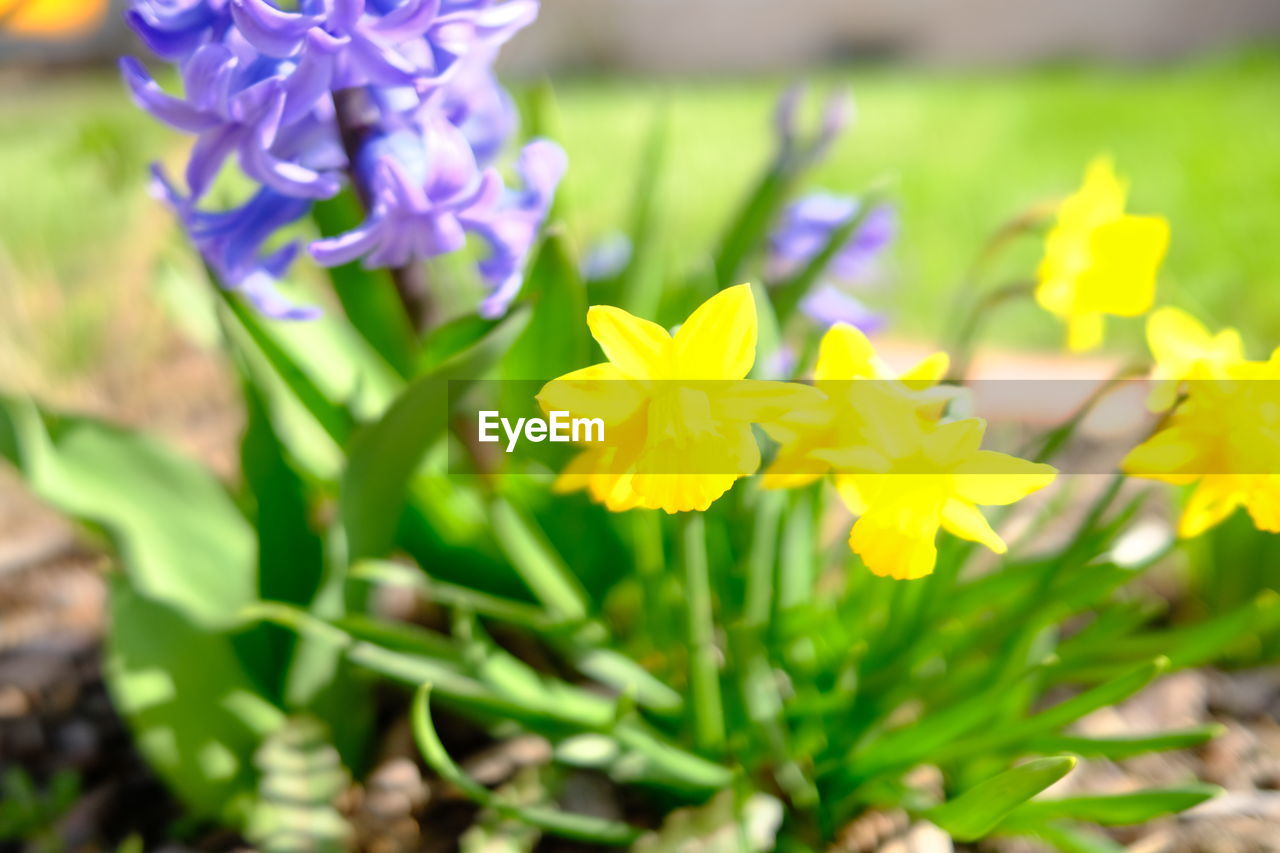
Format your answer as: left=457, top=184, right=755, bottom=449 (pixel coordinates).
left=106, top=581, right=284, bottom=821
left=340, top=308, right=529, bottom=562
left=616, top=105, right=669, bottom=318
left=412, top=685, right=642, bottom=846
left=1002, top=784, right=1220, bottom=827
left=489, top=496, right=589, bottom=622
left=927, top=756, right=1077, bottom=842
left=0, top=397, right=255, bottom=627
left=311, top=193, right=420, bottom=376
left=934, top=658, right=1170, bottom=763
left=420, top=313, right=507, bottom=372
left=502, top=228, right=589, bottom=381
left=1021, top=822, right=1125, bottom=853
left=714, top=166, right=793, bottom=286
left=1025, top=725, right=1223, bottom=760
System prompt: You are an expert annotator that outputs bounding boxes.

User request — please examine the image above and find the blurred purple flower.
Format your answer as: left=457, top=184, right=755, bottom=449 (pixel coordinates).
left=768, top=193, right=896, bottom=331
left=150, top=166, right=319, bottom=319
left=122, top=0, right=559, bottom=320
left=772, top=83, right=854, bottom=166
left=581, top=232, right=633, bottom=282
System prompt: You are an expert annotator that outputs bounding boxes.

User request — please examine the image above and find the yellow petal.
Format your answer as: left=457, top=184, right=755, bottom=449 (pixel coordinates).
left=849, top=507, right=941, bottom=580
left=1067, top=313, right=1104, bottom=352
left=901, top=352, right=951, bottom=386
left=815, top=323, right=879, bottom=380
left=1244, top=477, right=1280, bottom=533
left=672, top=284, right=757, bottom=380
left=1178, top=478, right=1243, bottom=538
left=952, top=451, right=1058, bottom=505
left=1148, top=306, right=1213, bottom=366
left=537, top=363, right=645, bottom=424
left=713, top=379, right=827, bottom=423
left=587, top=305, right=670, bottom=379
left=941, top=499, right=1007, bottom=554
left=1077, top=215, right=1168, bottom=316
left=1059, top=156, right=1127, bottom=228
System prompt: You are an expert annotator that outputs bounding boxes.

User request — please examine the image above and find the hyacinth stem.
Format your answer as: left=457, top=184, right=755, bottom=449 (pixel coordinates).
left=331, top=87, right=436, bottom=332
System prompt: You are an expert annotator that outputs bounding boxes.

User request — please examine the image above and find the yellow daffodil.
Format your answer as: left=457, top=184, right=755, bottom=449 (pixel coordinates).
left=538, top=284, right=816, bottom=514
left=1036, top=157, right=1170, bottom=352
left=825, top=417, right=1056, bottom=580
left=0, top=0, right=107, bottom=38
left=761, top=323, right=951, bottom=489
left=1124, top=353, right=1280, bottom=538
left=1145, top=306, right=1246, bottom=411
left=763, top=324, right=1055, bottom=579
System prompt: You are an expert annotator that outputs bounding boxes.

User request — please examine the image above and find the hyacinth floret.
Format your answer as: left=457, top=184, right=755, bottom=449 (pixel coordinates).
left=121, top=0, right=562, bottom=319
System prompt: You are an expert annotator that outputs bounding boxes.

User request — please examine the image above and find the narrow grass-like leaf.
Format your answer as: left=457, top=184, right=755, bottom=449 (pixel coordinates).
left=341, top=309, right=528, bottom=562
left=489, top=496, right=589, bottom=622
left=1002, top=784, right=1220, bottom=827
left=926, top=756, right=1077, bottom=842
left=934, top=658, right=1169, bottom=762
left=413, top=685, right=642, bottom=845
left=1025, top=725, right=1223, bottom=760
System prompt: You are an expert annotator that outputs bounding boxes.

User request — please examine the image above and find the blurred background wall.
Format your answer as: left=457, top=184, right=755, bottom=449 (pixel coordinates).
left=4, top=0, right=1280, bottom=69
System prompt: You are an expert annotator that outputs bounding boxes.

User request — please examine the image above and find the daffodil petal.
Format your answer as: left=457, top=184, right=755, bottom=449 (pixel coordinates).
left=672, top=283, right=757, bottom=380
left=1179, top=478, right=1243, bottom=538
left=587, top=305, right=670, bottom=379
left=952, top=451, right=1057, bottom=505
left=849, top=508, right=941, bottom=580
left=941, top=499, right=1007, bottom=554
left=815, top=322, right=879, bottom=380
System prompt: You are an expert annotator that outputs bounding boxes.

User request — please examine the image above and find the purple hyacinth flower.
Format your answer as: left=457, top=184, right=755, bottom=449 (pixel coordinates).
left=461, top=138, right=567, bottom=317
left=150, top=167, right=319, bottom=319
left=120, top=31, right=346, bottom=200
left=581, top=232, right=633, bottom=282
left=309, top=117, right=487, bottom=268
left=768, top=194, right=896, bottom=283
left=310, top=125, right=565, bottom=318
left=126, top=0, right=233, bottom=61
left=768, top=192, right=896, bottom=331
left=800, top=285, right=885, bottom=334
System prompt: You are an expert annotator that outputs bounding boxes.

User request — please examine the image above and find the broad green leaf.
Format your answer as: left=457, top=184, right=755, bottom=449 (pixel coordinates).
left=501, top=228, right=589, bottom=381
left=106, top=581, right=284, bottom=821
left=340, top=308, right=529, bottom=562
left=311, top=193, right=420, bottom=376
left=1002, top=784, right=1220, bottom=827
left=927, top=756, right=1077, bottom=842
left=0, top=398, right=255, bottom=627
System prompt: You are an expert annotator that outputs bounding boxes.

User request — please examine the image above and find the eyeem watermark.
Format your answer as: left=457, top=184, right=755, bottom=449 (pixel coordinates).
left=478, top=410, right=605, bottom=453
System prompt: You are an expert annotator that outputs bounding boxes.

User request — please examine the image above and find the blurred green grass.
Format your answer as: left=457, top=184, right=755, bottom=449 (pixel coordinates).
left=3, top=47, right=1279, bottom=365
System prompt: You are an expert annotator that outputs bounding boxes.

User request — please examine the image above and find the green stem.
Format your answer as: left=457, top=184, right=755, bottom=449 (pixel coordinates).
left=744, top=490, right=784, bottom=629
left=946, top=280, right=1034, bottom=381
left=681, top=513, right=725, bottom=753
